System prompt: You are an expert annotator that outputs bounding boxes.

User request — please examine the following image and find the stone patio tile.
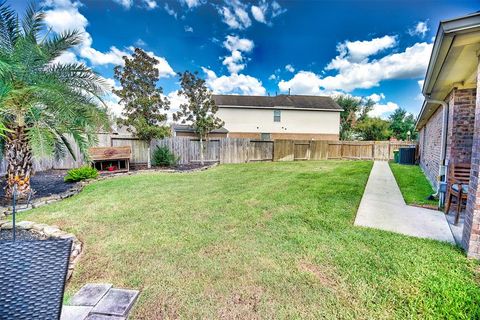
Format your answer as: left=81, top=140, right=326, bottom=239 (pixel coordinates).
left=86, top=315, right=126, bottom=320
left=61, top=305, right=93, bottom=320
left=91, top=288, right=139, bottom=317
left=69, top=283, right=113, bottom=306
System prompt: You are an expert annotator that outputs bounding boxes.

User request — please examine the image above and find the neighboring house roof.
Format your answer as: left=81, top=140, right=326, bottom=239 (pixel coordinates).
left=172, top=124, right=229, bottom=134
left=416, top=12, right=480, bottom=129
left=213, top=94, right=343, bottom=111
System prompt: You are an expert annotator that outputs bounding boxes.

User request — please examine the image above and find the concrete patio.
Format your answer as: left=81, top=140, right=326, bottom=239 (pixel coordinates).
left=355, top=161, right=455, bottom=243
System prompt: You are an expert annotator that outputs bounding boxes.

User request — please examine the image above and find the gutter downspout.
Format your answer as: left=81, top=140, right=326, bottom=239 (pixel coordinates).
left=423, top=97, right=449, bottom=205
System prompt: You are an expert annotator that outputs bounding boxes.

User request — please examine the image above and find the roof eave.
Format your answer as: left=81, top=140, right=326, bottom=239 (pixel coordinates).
left=217, top=105, right=343, bottom=112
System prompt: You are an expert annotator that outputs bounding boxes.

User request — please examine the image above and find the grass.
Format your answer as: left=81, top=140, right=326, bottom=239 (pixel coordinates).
left=389, top=162, right=438, bottom=207
left=20, top=161, right=480, bottom=319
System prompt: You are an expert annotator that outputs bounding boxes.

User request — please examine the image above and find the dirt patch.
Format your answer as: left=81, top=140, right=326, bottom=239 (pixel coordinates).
left=298, top=260, right=339, bottom=289
left=218, top=287, right=263, bottom=320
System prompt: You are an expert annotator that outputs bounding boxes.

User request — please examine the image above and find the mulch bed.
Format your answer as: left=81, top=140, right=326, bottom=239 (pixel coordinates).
left=0, top=229, right=45, bottom=241
left=0, top=170, right=76, bottom=206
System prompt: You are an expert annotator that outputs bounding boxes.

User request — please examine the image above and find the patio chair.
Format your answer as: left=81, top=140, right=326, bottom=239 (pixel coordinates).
left=0, top=239, right=72, bottom=320
left=445, top=163, right=471, bottom=224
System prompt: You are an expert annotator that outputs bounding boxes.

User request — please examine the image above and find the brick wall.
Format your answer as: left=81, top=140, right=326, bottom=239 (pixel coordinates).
left=446, top=88, right=476, bottom=165
left=463, top=61, right=480, bottom=258
left=419, top=106, right=443, bottom=188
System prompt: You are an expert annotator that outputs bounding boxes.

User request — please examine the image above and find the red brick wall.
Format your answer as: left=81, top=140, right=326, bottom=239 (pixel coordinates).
left=446, top=88, right=476, bottom=165
left=419, top=106, right=443, bottom=188
left=463, top=62, right=480, bottom=258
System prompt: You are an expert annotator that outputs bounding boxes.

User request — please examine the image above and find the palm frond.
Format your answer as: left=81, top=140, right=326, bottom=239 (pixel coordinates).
left=21, top=2, right=45, bottom=43
left=0, top=1, right=19, bottom=53
left=41, top=29, right=83, bottom=61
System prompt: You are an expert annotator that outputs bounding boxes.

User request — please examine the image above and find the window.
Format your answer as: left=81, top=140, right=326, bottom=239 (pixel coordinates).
left=261, top=133, right=271, bottom=141
left=274, top=110, right=281, bottom=122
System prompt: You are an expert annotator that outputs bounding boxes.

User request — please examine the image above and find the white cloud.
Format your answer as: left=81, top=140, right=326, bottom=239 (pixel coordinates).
left=202, top=67, right=266, bottom=96
left=366, top=93, right=385, bottom=103
left=52, top=51, right=79, bottom=64
left=222, top=35, right=254, bottom=74
left=285, top=64, right=295, bottom=73
left=250, top=0, right=286, bottom=25
left=268, top=74, right=277, bottom=81
left=417, top=79, right=424, bottom=89
left=184, top=25, right=193, bottom=32
left=328, top=35, right=397, bottom=66
left=143, top=0, right=157, bottom=9
left=44, top=0, right=128, bottom=66
left=279, top=38, right=433, bottom=93
left=218, top=1, right=251, bottom=30
left=179, top=0, right=201, bottom=9
left=369, top=101, right=399, bottom=118
left=251, top=5, right=266, bottom=23
left=409, top=21, right=429, bottom=38
left=279, top=71, right=323, bottom=95
left=164, top=3, right=177, bottom=18
left=43, top=0, right=175, bottom=74
left=112, top=0, right=132, bottom=9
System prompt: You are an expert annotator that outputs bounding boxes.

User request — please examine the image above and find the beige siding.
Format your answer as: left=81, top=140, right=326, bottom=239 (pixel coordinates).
left=217, top=107, right=340, bottom=136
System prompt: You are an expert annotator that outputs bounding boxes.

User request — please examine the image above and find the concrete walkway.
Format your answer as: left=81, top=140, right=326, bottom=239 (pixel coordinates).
left=355, top=161, right=455, bottom=243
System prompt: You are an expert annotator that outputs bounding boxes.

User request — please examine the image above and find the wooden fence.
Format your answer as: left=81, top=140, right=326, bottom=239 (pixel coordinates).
left=0, top=135, right=415, bottom=174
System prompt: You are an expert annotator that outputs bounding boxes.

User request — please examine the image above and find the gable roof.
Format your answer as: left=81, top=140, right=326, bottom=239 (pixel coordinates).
left=416, top=12, right=480, bottom=129
left=213, top=94, right=342, bottom=111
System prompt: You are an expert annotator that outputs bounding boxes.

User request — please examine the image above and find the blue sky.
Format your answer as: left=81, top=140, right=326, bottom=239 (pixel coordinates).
left=14, top=0, right=479, bottom=118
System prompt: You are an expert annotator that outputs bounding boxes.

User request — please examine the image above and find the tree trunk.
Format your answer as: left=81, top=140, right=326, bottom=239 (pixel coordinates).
left=4, top=126, right=33, bottom=199
left=147, top=145, right=151, bottom=169
left=199, top=136, right=204, bottom=166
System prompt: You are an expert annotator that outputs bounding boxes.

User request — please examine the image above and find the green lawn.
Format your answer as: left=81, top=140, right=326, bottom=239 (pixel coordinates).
left=20, top=161, right=480, bottom=319
left=389, top=162, right=438, bottom=207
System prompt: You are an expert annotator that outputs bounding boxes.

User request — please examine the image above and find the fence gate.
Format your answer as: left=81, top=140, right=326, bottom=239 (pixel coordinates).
left=293, top=142, right=311, bottom=160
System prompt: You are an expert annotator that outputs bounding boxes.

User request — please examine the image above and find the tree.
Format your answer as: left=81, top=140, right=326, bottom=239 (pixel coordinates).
left=174, top=71, right=224, bottom=165
left=389, top=108, right=417, bottom=141
left=0, top=2, right=109, bottom=198
left=334, top=95, right=373, bottom=140
left=355, top=117, right=391, bottom=141
left=113, top=48, right=170, bottom=168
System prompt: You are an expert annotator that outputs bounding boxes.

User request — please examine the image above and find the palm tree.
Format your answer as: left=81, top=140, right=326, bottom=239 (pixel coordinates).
left=0, top=2, right=109, bottom=198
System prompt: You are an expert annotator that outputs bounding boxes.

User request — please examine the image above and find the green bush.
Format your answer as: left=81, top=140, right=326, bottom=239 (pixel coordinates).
left=64, top=166, right=99, bottom=182
left=152, top=146, right=179, bottom=167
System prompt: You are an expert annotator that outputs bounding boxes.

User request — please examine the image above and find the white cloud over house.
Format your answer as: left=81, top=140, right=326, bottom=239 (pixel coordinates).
left=201, top=67, right=266, bottom=96
left=222, top=35, right=254, bottom=74
left=279, top=36, right=433, bottom=93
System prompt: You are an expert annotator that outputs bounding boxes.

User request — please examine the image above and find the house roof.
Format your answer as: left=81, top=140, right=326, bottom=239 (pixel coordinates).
left=416, top=12, right=480, bottom=129
left=172, top=124, right=229, bottom=134
left=212, top=94, right=343, bottom=111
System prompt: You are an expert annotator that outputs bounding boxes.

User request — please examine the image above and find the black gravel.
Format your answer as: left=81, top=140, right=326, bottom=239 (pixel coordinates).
left=0, top=229, right=46, bottom=241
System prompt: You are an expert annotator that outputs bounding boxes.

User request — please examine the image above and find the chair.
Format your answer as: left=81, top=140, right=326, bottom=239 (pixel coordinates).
left=0, top=239, right=72, bottom=320
left=445, top=163, right=471, bottom=224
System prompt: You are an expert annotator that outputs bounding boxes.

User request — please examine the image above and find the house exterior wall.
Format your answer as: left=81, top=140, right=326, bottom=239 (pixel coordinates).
left=463, top=60, right=480, bottom=258
left=446, top=88, right=476, bottom=165
left=419, top=106, right=443, bottom=188
left=216, top=107, right=340, bottom=140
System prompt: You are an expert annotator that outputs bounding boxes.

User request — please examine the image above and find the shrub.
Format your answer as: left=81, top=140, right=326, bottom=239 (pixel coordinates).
left=152, top=146, right=179, bottom=167
left=64, top=166, right=99, bottom=182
